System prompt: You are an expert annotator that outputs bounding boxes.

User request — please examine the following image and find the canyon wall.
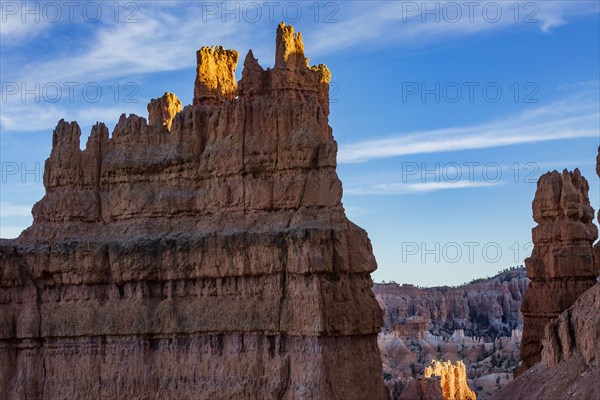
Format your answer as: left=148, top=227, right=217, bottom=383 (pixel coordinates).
left=374, top=268, right=527, bottom=399
left=492, top=282, right=600, bottom=400
left=0, top=23, right=387, bottom=400
left=374, top=268, right=528, bottom=341
left=518, top=168, right=598, bottom=374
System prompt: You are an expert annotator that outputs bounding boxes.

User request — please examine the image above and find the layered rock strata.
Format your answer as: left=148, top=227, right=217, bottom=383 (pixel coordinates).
left=0, top=23, right=386, bottom=400
left=518, top=168, right=597, bottom=375
left=374, top=268, right=528, bottom=341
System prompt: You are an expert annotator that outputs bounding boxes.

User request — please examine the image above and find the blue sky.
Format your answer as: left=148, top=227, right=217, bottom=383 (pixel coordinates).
left=1, top=1, right=599, bottom=286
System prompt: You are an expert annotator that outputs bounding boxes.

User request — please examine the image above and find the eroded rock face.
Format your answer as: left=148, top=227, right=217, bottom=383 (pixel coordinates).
left=148, top=92, right=182, bottom=130
left=193, top=46, right=239, bottom=106
left=542, top=283, right=600, bottom=368
left=491, top=284, right=600, bottom=400
left=399, top=377, right=445, bottom=400
left=492, top=153, right=600, bottom=400
left=518, top=169, right=597, bottom=375
left=596, top=146, right=600, bottom=273
left=0, top=23, right=387, bottom=400
left=424, top=360, right=477, bottom=400
left=397, top=361, right=476, bottom=400
left=374, top=268, right=528, bottom=341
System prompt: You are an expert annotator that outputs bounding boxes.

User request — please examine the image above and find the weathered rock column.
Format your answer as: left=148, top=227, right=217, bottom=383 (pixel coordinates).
left=518, top=168, right=597, bottom=375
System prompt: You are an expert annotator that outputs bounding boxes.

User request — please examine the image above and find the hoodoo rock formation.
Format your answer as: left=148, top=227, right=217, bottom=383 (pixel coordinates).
left=424, top=360, right=477, bottom=400
left=491, top=151, right=600, bottom=399
left=398, top=361, right=476, bottom=400
left=148, top=92, right=182, bottom=130
left=0, top=23, right=387, bottom=400
left=398, top=376, right=445, bottom=400
left=518, top=168, right=598, bottom=375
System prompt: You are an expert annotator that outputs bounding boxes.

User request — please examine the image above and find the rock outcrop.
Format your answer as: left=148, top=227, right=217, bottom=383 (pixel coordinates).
left=424, top=360, right=477, bottom=400
left=399, top=376, right=445, bottom=400
left=542, top=284, right=600, bottom=369
left=494, top=155, right=600, bottom=399
left=397, top=360, right=476, bottom=400
left=193, top=46, right=238, bottom=106
left=148, top=92, right=182, bottom=130
left=0, top=23, right=387, bottom=400
left=491, top=283, right=600, bottom=400
left=518, top=169, right=597, bottom=375
left=596, top=146, right=600, bottom=273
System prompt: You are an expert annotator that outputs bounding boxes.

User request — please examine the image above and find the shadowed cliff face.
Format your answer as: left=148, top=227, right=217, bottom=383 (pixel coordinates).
left=0, top=23, right=387, bottom=400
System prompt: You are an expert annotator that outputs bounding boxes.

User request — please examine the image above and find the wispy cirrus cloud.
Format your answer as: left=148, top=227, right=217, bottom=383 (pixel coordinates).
left=338, top=89, right=600, bottom=164
left=345, top=180, right=501, bottom=195
left=3, top=1, right=599, bottom=86
left=1, top=2, right=598, bottom=134
left=0, top=226, right=26, bottom=239
left=0, top=202, right=32, bottom=218
left=2, top=2, right=261, bottom=85
left=0, top=2, right=265, bottom=133
left=0, top=103, right=145, bottom=132
left=308, top=1, right=600, bottom=54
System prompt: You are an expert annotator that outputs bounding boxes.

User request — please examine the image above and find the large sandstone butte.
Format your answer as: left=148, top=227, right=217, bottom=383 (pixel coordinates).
left=0, top=23, right=387, bottom=400
left=517, top=168, right=598, bottom=375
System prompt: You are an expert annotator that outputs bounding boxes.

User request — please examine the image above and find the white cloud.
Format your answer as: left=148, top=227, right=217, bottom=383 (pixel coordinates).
left=0, top=102, right=145, bottom=133
left=338, top=92, right=600, bottom=164
left=9, top=4, right=259, bottom=85
left=346, top=180, right=501, bottom=195
left=307, top=1, right=600, bottom=55
left=0, top=202, right=32, bottom=218
left=1, top=2, right=598, bottom=134
left=0, top=3, right=263, bottom=133
left=0, top=226, right=26, bottom=239
left=0, top=6, right=53, bottom=43
left=3, top=1, right=598, bottom=87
